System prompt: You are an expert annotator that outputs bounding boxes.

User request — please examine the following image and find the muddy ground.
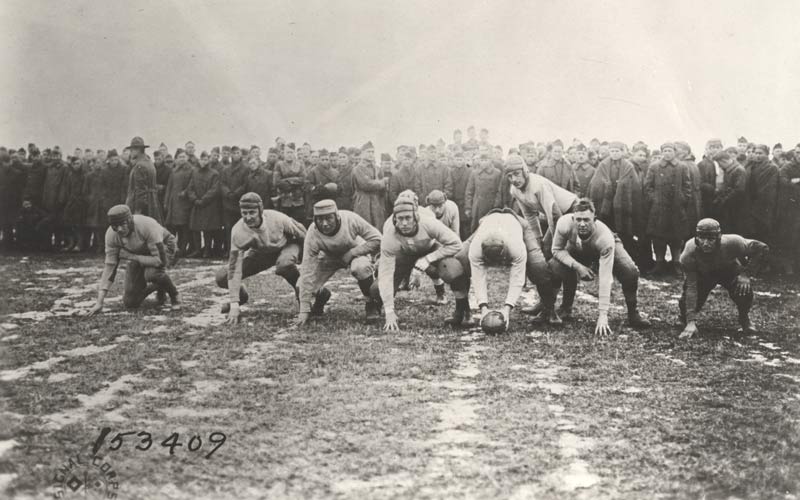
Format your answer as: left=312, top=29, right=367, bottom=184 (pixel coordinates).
left=0, top=253, right=799, bottom=499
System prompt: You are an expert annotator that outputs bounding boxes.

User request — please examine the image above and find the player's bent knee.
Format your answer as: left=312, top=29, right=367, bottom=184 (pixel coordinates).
left=350, top=258, right=373, bottom=280
left=214, top=268, right=228, bottom=288
left=275, top=263, right=298, bottom=277
left=436, top=257, right=465, bottom=283
left=122, top=294, right=142, bottom=309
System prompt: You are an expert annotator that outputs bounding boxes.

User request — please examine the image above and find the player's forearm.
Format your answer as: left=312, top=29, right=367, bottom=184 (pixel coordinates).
left=130, top=254, right=163, bottom=267
left=227, top=249, right=244, bottom=303
left=505, top=257, right=526, bottom=307
left=347, top=238, right=380, bottom=260
left=597, top=251, right=614, bottom=314
left=471, top=262, right=489, bottom=307
left=378, top=254, right=396, bottom=314
left=684, top=271, right=699, bottom=322
left=297, top=272, right=315, bottom=314
left=553, top=248, right=579, bottom=270
left=98, top=263, right=117, bottom=292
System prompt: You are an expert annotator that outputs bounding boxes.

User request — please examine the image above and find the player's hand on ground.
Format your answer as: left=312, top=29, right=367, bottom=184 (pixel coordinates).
left=735, top=276, right=752, bottom=297
left=502, top=304, right=512, bottom=329
left=383, top=311, right=399, bottom=331
left=577, top=264, right=595, bottom=281
left=594, top=313, right=612, bottom=337
left=87, top=302, right=103, bottom=317
left=226, top=303, right=241, bottom=325
left=295, top=312, right=310, bottom=327
left=679, top=321, right=698, bottom=339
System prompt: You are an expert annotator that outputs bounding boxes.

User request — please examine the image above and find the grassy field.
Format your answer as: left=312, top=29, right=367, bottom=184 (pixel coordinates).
left=0, top=253, right=799, bottom=499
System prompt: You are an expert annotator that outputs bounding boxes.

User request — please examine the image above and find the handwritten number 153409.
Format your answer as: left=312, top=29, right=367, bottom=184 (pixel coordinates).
left=92, top=427, right=227, bottom=459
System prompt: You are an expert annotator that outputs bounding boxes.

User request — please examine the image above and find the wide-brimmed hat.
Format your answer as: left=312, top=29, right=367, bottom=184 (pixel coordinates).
left=128, top=136, right=149, bottom=150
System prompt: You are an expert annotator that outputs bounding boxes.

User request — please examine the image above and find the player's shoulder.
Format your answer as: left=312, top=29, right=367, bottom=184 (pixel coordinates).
left=262, top=208, right=285, bottom=219
left=338, top=209, right=360, bottom=223
left=594, top=218, right=613, bottom=234
left=382, top=216, right=395, bottom=234
left=133, top=214, right=163, bottom=235
left=555, top=213, right=576, bottom=231
left=720, top=233, right=746, bottom=245
left=680, top=238, right=698, bottom=264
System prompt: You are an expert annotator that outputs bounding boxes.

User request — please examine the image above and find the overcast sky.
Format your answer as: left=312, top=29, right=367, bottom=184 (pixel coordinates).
left=2, top=0, right=799, bottom=155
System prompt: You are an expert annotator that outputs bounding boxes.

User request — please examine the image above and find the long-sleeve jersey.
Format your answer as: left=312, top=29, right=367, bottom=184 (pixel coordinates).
left=468, top=213, right=527, bottom=308
left=378, top=215, right=461, bottom=314
left=298, top=210, right=381, bottom=313
left=510, top=173, right=578, bottom=240
left=100, top=215, right=172, bottom=291
left=428, top=199, right=461, bottom=237
left=551, top=215, right=616, bottom=314
left=227, top=209, right=306, bottom=303
left=679, top=235, right=768, bottom=321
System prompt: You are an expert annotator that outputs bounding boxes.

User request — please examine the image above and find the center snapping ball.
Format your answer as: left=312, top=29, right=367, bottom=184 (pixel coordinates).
left=481, top=310, right=507, bottom=334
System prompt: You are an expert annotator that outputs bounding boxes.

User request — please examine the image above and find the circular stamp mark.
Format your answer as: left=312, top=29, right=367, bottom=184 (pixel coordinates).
left=52, top=453, right=120, bottom=499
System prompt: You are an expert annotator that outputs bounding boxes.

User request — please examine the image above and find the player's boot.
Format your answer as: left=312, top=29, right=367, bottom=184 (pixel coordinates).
left=169, top=292, right=181, bottom=311
left=544, top=306, right=563, bottom=325
left=444, top=298, right=472, bottom=328
left=433, top=284, right=447, bottom=305
left=738, top=313, right=757, bottom=335
left=461, top=307, right=478, bottom=328
left=626, top=300, right=650, bottom=329
left=521, top=301, right=544, bottom=316
left=310, top=287, right=331, bottom=317
left=365, top=299, right=381, bottom=322
left=556, top=304, right=573, bottom=320
left=221, top=287, right=249, bottom=314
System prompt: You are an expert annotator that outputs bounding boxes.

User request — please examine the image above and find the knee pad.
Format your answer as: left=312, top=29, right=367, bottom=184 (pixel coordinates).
left=214, top=267, right=228, bottom=287
left=436, top=257, right=465, bottom=283
left=350, top=258, right=374, bottom=281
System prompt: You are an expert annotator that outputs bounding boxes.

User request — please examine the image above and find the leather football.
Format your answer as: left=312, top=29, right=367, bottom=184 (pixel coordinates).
left=481, top=310, right=507, bottom=334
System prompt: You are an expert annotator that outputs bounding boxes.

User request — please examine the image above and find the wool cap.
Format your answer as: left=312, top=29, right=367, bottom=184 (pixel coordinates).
left=313, top=199, right=338, bottom=216
left=426, top=190, right=446, bottom=205
left=504, top=154, right=526, bottom=174
left=696, top=218, right=721, bottom=237
left=239, top=192, right=263, bottom=210
left=107, top=204, right=132, bottom=225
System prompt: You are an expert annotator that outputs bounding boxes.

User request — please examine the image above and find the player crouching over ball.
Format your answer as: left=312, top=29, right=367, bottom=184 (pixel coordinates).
left=466, top=208, right=560, bottom=332
left=88, top=204, right=179, bottom=316
left=548, top=198, right=650, bottom=336
left=678, top=218, right=768, bottom=339
left=296, top=199, right=382, bottom=326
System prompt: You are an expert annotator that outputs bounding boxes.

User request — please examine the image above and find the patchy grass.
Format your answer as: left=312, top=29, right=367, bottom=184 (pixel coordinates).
left=0, top=252, right=798, bottom=499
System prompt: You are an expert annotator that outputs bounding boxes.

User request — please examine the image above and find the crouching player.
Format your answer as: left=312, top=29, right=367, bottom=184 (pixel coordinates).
left=549, top=198, right=650, bottom=336
left=296, top=200, right=382, bottom=326
left=679, top=218, right=768, bottom=339
left=215, top=192, right=306, bottom=325
left=373, top=194, right=472, bottom=331
left=88, top=205, right=179, bottom=315
left=454, top=208, right=563, bottom=331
